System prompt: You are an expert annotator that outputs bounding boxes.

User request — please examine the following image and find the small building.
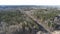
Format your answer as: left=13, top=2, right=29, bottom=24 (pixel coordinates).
left=54, top=16, right=60, bottom=30
left=54, top=16, right=60, bottom=25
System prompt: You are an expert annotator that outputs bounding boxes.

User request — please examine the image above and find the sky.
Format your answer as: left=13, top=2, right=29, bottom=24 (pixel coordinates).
left=0, top=0, right=60, bottom=5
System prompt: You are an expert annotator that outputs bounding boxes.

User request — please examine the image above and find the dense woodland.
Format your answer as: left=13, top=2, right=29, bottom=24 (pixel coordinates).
left=0, top=8, right=60, bottom=34
left=33, top=9, right=60, bottom=30
left=0, top=10, right=40, bottom=34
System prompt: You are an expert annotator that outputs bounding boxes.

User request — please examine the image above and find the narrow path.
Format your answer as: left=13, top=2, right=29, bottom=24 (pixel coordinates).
left=20, top=10, right=51, bottom=33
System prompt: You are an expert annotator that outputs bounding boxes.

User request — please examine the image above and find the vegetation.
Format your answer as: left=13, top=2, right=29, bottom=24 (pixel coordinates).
left=33, top=9, right=58, bottom=20
left=0, top=10, right=39, bottom=33
left=0, top=8, right=60, bottom=34
left=33, top=9, right=60, bottom=29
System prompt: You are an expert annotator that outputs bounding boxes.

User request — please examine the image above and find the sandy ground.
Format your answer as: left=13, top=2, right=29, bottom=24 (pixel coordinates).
left=51, top=30, right=60, bottom=34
